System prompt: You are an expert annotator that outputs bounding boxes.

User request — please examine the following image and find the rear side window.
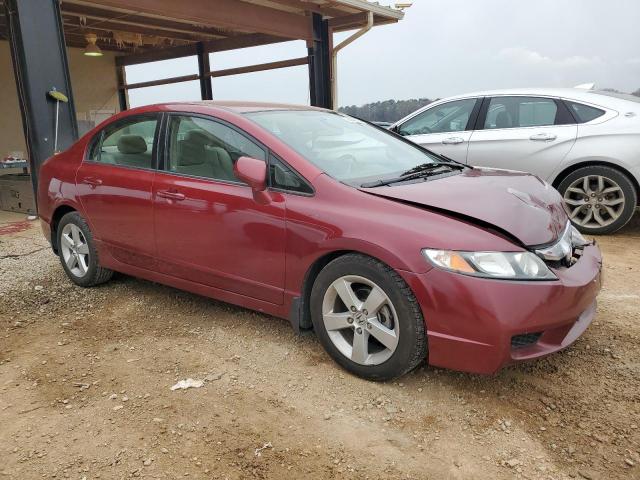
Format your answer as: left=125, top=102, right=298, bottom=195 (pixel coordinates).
left=88, top=116, right=158, bottom=169
left=565, top=101, right=606, bottom=123
left=484, top=96, right=558, bottom=129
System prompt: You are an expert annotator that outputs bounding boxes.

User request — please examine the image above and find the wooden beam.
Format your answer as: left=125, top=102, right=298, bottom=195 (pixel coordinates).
left=74, top=0, right=312, bottom=40
left=204, top=33, right=290, bottom=53
left=62, top=15, right=222, bottom=42
left=329, top=13, right=398, bottom=32
left=207, top=56, right=308, bottom=78
left=248, top=0, right=347, bottom=17
left=114, top=31, right=296, bottom=67
left=61, top=3, right=234, bottom=39
left=328, top=12, right=368, bottom=30
left=65, top=37, right=135, bottom=52
left=121, top=73, right=200, bottom=90
left=115, top=43, right=198, bottom=66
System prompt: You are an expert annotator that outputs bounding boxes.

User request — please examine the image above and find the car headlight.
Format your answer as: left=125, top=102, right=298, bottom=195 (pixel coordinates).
left=422, top=249, right=557, bottom=280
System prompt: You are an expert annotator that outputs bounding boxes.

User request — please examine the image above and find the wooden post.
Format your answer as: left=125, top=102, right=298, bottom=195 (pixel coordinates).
left=197, top=42, right=213, bottom=100
left=308, top=13, right=332, bottom=109
left=116, top=64, right=129, bottom=111
left=5, top=0, right=78, bottom=202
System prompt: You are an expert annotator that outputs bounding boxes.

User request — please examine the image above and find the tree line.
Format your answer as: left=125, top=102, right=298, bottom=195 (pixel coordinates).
left=339, top=98, right=434, bottom=123
left=339, top=88, right=640, bottom=123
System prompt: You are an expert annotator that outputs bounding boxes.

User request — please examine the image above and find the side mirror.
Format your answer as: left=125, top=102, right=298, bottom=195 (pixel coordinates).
left=234, top=156, right=267, bottom=192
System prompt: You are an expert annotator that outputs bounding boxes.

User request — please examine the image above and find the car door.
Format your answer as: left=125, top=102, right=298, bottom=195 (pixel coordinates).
left=153, top=113, right=286, bottom=305
left=466, top=96, right=578, bottom=180
left=76, top=114, right=160, bottom=269
left=394, top=98, right=481, bottom=162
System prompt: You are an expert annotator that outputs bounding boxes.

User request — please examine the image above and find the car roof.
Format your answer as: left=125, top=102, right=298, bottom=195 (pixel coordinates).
left=440, top=87, right=638, bottom=109
left=127, top=101, right=329, bottom=115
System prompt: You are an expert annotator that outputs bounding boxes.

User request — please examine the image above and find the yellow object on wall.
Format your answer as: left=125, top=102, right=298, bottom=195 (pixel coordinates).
left=0, top=42, right=121, bottom=160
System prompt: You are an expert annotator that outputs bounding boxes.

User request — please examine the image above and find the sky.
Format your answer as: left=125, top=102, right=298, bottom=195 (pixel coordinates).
left=127, top=0, right=640, bottom=108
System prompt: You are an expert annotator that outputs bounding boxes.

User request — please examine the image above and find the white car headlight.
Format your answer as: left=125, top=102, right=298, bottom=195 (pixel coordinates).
left=422, top=249, right=557, bottom=280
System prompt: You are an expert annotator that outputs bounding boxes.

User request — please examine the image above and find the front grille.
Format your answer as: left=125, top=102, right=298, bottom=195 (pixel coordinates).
left=511, top=332, right=543, bottom=349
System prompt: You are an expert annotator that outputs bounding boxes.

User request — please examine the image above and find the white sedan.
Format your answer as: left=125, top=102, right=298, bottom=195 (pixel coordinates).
left=391, top=88, right=640, bottom=234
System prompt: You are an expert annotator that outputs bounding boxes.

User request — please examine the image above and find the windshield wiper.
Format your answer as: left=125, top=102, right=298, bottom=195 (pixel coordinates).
left=360, top=163, right=457, bottom=188
left=437, top=153, right=472, bottom=168
left=400, top=161, right=464, bottom=176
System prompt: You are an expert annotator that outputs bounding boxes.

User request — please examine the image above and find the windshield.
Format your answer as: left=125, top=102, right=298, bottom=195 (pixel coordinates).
left=245, top=110, right=441, bottom=185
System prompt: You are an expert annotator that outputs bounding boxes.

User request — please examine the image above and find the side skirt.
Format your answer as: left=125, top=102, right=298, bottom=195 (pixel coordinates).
left=97, top=242, right=291, bottom=321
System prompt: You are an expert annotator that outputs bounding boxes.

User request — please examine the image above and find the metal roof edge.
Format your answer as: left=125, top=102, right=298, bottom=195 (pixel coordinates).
left=334, top=0, right=404, bottom=20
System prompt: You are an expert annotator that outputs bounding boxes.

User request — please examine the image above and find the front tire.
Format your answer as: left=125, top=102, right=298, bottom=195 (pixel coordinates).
left=558, top=165, right=637, bottom=234
left=57, top=212, right=113, bottom=287
left=310, top=254, right=427, bottom=381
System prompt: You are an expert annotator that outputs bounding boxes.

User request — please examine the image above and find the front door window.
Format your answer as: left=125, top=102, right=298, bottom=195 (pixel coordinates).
left=398, top=99, right=477, bottom=136
left=166, top=115, right=265, bottom=182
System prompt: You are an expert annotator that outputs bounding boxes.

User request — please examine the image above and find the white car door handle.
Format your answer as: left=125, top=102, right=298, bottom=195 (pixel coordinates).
left=442, top=137, right=465, bottom=145
left=529, top=133, right=557, bottom=141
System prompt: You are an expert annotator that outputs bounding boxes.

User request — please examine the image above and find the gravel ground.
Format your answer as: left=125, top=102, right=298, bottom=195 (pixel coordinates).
left=1, top=211, right=639, bottom=480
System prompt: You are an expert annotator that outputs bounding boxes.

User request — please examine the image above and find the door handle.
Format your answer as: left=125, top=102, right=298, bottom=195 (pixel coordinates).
left=157, top=189, right=186, bottom=201
left=81, top=177, right=102, bottom=187
left=442, top=137, right=465, bottom=145
left=529, top=133, right=557, bottom=142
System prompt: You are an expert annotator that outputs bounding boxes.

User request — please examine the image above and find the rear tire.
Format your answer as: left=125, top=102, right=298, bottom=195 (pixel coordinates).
left=310, top=253, right=427, bottom=381
left=57, top=212, right=113, bottom=287
left=558, top=165, right=637, bottom=234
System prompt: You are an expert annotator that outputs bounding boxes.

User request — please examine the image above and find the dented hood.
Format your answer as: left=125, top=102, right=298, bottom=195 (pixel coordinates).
left=361, top=168, right=568, bottom=246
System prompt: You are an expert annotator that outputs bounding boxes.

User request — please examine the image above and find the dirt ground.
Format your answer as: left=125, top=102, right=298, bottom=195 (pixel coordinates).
left=1, top=210, right=638, bottom=480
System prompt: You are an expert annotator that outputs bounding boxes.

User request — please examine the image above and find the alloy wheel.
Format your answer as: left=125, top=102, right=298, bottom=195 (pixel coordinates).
left=563, top=175, right=625, bottom=229
left=321, top=275, right=399, bottom=366
left=60, top=223, right=90, bottom=278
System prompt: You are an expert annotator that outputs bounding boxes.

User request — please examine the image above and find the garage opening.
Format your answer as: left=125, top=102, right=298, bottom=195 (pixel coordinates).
left=0, top=0, right=403, bottom=215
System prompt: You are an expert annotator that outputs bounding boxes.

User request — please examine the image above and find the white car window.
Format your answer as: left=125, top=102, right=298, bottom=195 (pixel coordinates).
left=398, top=99, right=477, bottom=136
left=565, top=101, right=606, bottom=123
left=484, top=97, right=557, bottom=129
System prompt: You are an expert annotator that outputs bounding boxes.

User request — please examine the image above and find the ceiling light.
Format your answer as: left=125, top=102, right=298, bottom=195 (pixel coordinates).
left=84, top=33, right=103, bottom=57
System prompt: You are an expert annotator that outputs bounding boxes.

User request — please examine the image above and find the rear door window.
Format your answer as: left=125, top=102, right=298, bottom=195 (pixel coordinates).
left=88, top=116, right=159, bottom=169
left=484, top=97, right=559, bottom=129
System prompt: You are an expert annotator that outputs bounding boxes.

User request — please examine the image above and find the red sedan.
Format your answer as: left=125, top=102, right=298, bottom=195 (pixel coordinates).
left=38, top=102, right=603, bottom=380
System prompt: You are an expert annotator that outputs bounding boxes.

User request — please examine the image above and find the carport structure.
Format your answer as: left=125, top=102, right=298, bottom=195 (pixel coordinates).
left=0, top=0, right=403, bottom=203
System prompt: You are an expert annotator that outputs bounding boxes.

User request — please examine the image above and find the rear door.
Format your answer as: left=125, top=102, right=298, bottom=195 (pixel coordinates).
left=153, top=113, right=286, bottom=305
left=466, top=96, right=578, bottom=180
left=395, top=98, right=481, bottom=162
left=76, top=114, right=160, bottom=269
